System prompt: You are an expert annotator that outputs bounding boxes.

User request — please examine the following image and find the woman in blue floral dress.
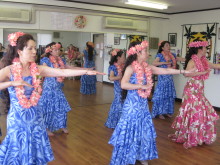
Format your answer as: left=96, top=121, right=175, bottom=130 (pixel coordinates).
left=152, top=41, right=185, bottom=119
left=109, top=41, right=191, bottom=165
left=40, top=42, right=71, bottom=136
left=0, top=32, right=103, bottom=164
left=80, top=42, right=97, bottom=94
left=105, top=49, right=125, bottom=129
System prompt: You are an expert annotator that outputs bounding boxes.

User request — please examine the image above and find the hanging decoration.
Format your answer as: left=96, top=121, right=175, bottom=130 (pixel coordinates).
left=128, top=35, right=146, bottom=43
left=182, top=23, right=217, bottom=60
left=74, top=15, right=87, bottom=29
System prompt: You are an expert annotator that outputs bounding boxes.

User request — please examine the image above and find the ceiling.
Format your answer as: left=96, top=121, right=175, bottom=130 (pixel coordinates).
left=58, top=0, right=220, bottom=14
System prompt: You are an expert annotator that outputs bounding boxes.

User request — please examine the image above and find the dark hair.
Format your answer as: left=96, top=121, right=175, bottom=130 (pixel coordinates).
left=184, top=46, right=202, bottom=69
left=44, top=42, right=56, bottom=58
left=109, top=50, right=124, bottom=65
left=58, top=42, right=63, bottom=51
left=158, top=41, right=170, bottom=54
left=0, top=34, right=34, bottom=69
left=121, top=41, right=141, bottom=101
left=86, top=42, right=94, bottom=61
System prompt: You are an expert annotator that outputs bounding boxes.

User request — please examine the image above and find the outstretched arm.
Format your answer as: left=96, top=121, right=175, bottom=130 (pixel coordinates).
left=150, top=64, right=196, bottom=75
left=39, top=65, right=104, bottom=77
left=150, top=65, right=184, bottom=75
left=208, top=62, right=220, bottom=69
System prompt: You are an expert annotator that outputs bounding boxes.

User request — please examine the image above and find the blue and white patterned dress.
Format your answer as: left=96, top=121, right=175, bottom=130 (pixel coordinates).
left=40, top=57, right=71, bottom=132
left=109, top=73, right=158, bottom=165
left=0, top=75, right=54, bottom=164
left=80, top=50, right=96, bottom=94
left=151, top=53, right=176, bottom=118
left=105, top=65, right=123, bottom=128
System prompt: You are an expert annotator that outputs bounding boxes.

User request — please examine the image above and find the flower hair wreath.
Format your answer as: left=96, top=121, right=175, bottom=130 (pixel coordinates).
left=127, top=40, right=149, bottom=56
left=45, top=43, right=61, bottom=53
left=110, top=49, right=120, bottom=56
left=188, top=41, right=209, bottom=48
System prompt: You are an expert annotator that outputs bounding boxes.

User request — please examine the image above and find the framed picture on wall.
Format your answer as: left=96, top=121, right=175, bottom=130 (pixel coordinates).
left=114, top=37, right=120, bottom=45
left=168, top=33, right=177, bottom=47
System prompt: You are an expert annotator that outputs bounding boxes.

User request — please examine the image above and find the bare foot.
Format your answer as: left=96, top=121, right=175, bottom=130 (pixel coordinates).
left=47, top=130, right=55, bottom=136
left=159, top=115, right=165, bottom=119
left=167, top=114, right=172, bottom=118
left=140, top=160, right=148, bottom=165
left=62, top=128, right=69, bottom=134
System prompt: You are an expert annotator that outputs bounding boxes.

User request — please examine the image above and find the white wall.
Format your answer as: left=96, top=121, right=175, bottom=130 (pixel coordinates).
left=0, top=28, right=3, bottom=45
left=158, top=10, right=220, bottom=107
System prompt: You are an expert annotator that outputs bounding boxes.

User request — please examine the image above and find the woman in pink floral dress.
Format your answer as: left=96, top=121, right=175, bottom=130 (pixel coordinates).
left=169, top=40, right=220, bottom=149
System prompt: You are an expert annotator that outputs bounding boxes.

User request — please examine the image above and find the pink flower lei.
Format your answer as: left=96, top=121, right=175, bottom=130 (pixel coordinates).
left=188, top=41, right=209, bottom=48
left=127, top=40, right=149, bottom=56
left=8, top=32, right=25, bottom=46
left=114, top=62, right=123, bottom=76
left=161, top=51, right=177, bottom=69
left=131, top=61, right=153, bottom=98
left=12, top=58, right=42, bottom=108
left=49, top=56, right=65, bottom=82
left=191, top=55, right=210, bottom=80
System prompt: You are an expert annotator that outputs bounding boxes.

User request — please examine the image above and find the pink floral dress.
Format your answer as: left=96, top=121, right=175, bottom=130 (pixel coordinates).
left=169, top=55, right=219, bottom=149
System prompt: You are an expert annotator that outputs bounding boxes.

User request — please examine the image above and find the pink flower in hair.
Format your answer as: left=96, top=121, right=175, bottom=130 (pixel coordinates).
left=158, top=40, right=164, bottom=46
left=8, top=32, right=25, bottom=46
left=55, top=43, right=61, bottom=49
left=45, top=47, right=52, bottom=53
left=111, top=49, right=120, bottom=56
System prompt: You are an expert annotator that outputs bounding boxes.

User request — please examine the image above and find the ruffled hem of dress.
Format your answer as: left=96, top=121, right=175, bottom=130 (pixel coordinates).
left=169, top=97, right=219, bottom=149
left=151, top=98, right=175, bottom=118
left=80, top=83, right=96, bottom=95
left=0, top=132, right=54, bottom=164
left=109, top=113, right=158, bottom=164
left=105, top=99, right=123, bottom=128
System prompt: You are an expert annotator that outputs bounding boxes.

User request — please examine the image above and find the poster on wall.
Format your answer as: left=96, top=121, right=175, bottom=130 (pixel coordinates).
left=181, top=23, right=217, bottom=61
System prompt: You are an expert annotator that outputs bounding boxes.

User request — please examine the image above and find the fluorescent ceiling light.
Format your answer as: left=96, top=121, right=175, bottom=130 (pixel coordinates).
left=124, top=0, right=168, bottom=10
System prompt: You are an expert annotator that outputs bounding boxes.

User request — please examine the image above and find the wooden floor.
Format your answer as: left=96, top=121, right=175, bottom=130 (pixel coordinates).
left=1, top=79, right=220, bottom=165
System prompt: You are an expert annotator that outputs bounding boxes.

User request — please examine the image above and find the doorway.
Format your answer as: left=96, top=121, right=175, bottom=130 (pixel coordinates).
left=93, top=33, right=104, bottom=82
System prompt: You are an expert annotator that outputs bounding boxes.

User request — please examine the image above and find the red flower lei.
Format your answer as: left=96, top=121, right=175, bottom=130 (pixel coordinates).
left=191, top=55, right=210, bottom=80
left=131, top=61, right=153, bottom=98
left=161, top=51, right=176, bottom=69
left=49, top=56, right=65, bottom=82
left=114, top=62, right=123, bottom=76
left=12, top=58, right=42, bottom=108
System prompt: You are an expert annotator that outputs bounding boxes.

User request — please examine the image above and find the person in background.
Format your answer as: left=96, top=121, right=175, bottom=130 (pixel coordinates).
left=0, top=43, right=5, bottom=59
left=169, top=40, right=219, bottom=149
left=105, top=49, right=125, bottom=129
left=151, top=41, right=185, bottom=119
left=80, top=41, right=97, bottom=94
